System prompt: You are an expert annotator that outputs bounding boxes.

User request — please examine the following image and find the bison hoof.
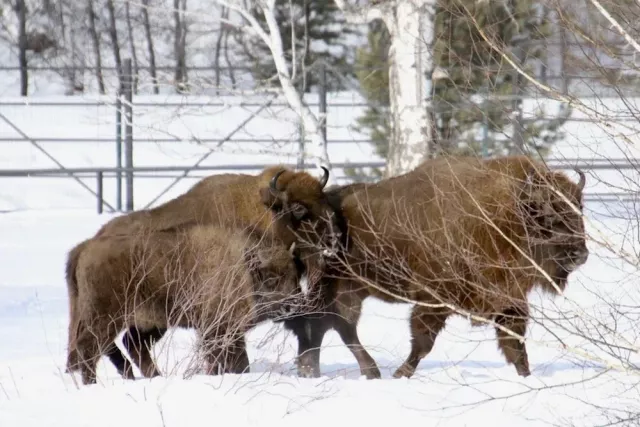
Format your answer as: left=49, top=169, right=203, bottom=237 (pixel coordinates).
left=392, top=364, right=415, bottom=379
left=516, top=367, right=531, bottom=377
left=363, top=367, right=382, bottom=380
left=297, top=365, right=320, bottom=378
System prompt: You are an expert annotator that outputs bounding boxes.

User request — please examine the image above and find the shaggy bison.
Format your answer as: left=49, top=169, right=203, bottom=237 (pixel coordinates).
left=104, top=180, right=381, bottom=380
left=291, top=155, right=589, bottom=379
left=71, top=224, right=305, bottom=385
left=65, top=165, right=350, bottom=378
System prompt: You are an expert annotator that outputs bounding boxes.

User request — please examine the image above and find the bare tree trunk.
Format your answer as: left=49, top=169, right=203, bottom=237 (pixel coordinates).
left=511, top=36, right=528, bottom=153
left=125, top=0, right=139, bottom=94
left=87, top=0, right=105, bottom=94
left=384, top=1, right=432, bottom=176
left=173, top=0, right=188, bottom=93
left=560, top=25, right=568, bottom=95
left=335, top=0, right=432, bottom=177
left=69, top=20, right=85, bottom=93
left=540, top=6, right=548, bottom=85
left=141, top=0, right=158, bottom=94
left=16, top=0, right=28, bottom=96
left=106, top=0, right=123, bottom=89
left=214, top=6, right=228, bottom=94
left=55, top=0, right=75, bottom=94
left=223, top=27, right=236, bottom=89
left=209, top=0, right=330, bottom=173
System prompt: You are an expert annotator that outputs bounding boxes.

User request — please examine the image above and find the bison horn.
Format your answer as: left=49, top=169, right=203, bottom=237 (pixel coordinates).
left=270, top=169, right=286, bottom=192
left=574, top=168, right=586, bottom=191
left=319, top=166, right=330, bottom=188
left=289, top=242, right=296, bottom=255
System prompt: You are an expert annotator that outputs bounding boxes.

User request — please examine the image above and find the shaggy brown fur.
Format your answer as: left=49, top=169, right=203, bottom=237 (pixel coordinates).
left=72, top=225, right=304, bottom=385
left=65, top=165, right=340, bottom=377
left=116, top=180, right=382, bottom=381
left=321, top=155, right=589, bottom=379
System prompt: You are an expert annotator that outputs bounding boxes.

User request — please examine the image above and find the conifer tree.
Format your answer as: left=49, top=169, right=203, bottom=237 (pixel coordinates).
left=349, top=0, right=570, bottom=179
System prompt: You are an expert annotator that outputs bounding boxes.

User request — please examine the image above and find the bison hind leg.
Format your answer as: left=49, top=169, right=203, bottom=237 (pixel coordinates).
left=494, top=306, right=531, bottom=377
left=201, top=334, right=250, bottom=376
left=75, top=317, right=122, bottom=385
left=393, top=304, right=451, bottom=379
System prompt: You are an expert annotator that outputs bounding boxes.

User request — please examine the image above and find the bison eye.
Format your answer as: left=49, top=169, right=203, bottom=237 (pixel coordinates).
left=291, top=204, right=308, bottom=220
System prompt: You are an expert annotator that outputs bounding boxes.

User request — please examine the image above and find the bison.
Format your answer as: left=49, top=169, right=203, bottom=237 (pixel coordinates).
left=287, top=155, right=589, bottom=379
left=65, top=165, right=364, bottom=379
left=97, top=180, right=382, bottom=380
left=71, top=223, right=306, bottom=385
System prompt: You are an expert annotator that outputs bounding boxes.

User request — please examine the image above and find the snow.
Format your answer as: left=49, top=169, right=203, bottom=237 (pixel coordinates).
left=1, top=93, right=640, bottom=425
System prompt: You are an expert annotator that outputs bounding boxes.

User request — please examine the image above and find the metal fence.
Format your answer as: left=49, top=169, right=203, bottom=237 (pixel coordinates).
left=0, top=160, right=637, bottom=214
left=2, top=61, right=640, bottom=213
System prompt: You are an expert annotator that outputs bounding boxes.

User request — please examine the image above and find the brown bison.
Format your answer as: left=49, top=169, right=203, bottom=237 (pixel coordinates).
left=300, top=155, right=589, bottom=379
left=65, top=165, right=358, bottom=378
left=101, top=180, right=382, bottom=381
left=71, top=224, right=305, bottom=385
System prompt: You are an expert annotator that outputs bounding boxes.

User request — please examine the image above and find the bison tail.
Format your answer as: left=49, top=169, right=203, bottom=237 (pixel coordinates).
left=65, top=240, right=89, bottom=298
left=64, top=239, right=89, bottom=373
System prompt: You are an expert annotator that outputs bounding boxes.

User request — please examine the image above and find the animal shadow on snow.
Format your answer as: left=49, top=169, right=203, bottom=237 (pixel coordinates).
left=248, top=358, right=599, bottom=381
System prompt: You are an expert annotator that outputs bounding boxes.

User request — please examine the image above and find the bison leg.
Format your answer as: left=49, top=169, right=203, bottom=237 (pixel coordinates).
left=333, top=314, right=381, bottom=379
left=494, top=305, right=530, bottom=377
left=283, top=315, right=329, bottom=378
left=65, top=308, right=80, bottom=373
left=219, top=335, right=250, bottom=374
left=202, top=333, right=250, bottom=376
left=393, top=303, right=451, bottom=379
left=104, top=342, right=136, bottom=380
left=332, top=283, right=380, bottom=379
left=75, top=317, right=119, bottom=385
left=120, top=326, right=165, bottom=378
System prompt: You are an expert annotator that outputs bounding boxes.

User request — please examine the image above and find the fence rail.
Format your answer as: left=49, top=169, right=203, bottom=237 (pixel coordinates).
left=0, top=160, right=637, bottom=214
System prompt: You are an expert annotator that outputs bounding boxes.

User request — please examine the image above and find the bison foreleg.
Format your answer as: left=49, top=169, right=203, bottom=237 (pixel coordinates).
left=283, top=316, right=329, bottom=378
left=75, top=318, right=118, bottom=385
left=332, top=315, right=381, bottom=379
left=393, top=304, right=451, bottom=379
left=104, top=342, right=135, bottom=380
left=494, top=305, right=531, bottom=377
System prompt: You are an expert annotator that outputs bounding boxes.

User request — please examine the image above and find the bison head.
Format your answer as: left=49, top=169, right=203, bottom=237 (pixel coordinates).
left=258, top=166, right=343, bottom=296
left=244, top=241, right=307, bottom=321
left=524, top=167, right=589, bottom=292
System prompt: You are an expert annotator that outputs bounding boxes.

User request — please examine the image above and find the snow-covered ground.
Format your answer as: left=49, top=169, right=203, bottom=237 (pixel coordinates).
left=1, top=94, right=640, bottom=426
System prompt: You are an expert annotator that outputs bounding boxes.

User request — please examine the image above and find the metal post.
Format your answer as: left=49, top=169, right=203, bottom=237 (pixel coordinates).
left=123, top=58, right=134, bottom=211
left=96, top=171, right=104, bottom=214
left=115, top=93, right=122, bottom=211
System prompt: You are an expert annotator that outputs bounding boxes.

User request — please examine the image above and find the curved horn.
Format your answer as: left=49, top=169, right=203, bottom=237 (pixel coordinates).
left=270, top=169, right=286, bottom=192
left=288, top=242, right=297, bottom=255
left=574, top=168, right=586, bottom=191
left=319, top=166, right=330, bottom=188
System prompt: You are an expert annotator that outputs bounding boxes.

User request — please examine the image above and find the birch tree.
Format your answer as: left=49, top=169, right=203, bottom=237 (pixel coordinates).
left=335, top=0, right=434, bottom=177
left=211, top=0, right=331, bottom=175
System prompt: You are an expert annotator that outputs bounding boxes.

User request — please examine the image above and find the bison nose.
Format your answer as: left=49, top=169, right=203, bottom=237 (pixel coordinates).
left=571, top=247, right=589, bottom=266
